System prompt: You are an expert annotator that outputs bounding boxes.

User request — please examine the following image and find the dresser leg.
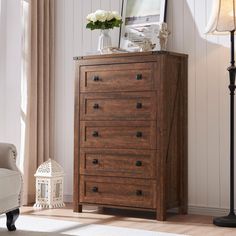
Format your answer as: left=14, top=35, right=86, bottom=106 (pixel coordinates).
left=156, top=210, right=166, bottom=221
left=73, top=204, right=83, bottom=213
left=179, top=204, right=188, bottom=215
left=78, top=204, right=83, bottom=213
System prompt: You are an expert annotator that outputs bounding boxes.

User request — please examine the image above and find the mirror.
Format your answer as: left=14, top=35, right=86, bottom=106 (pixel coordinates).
left=119, top=0, right=167, bottom=52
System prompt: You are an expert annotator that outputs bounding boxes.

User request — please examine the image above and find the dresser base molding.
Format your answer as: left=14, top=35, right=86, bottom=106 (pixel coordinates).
left=74, top=203, right=186, bottom=221
left=69, top=196, right=231, bottom=218
left=76, top=203, right=157, bottom=212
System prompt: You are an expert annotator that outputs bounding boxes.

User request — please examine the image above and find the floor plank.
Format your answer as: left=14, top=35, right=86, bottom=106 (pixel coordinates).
left=20, top=205, right=236, bottom=236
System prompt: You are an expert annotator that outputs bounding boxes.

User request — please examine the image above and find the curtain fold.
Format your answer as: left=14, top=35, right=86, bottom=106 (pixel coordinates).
left=22, top=0, right=55, bottom=204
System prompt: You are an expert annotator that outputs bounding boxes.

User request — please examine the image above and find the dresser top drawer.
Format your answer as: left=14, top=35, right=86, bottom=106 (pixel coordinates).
left=80, top=63, right=155, bottom=92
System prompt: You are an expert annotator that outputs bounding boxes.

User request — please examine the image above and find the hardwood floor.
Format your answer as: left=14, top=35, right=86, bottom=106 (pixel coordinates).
left=20, top=205, right=236, bottom=236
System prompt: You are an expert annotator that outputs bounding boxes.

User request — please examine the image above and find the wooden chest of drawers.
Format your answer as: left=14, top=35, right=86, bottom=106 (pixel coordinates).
left=74, top=51, right=188, bottom=221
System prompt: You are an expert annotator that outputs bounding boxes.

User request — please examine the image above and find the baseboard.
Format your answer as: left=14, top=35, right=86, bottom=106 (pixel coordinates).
left=64, top=194, right=73, bottom=203
left=22, top=194, right=36, bottom=205
left=63, top=195, right=231, bottom=217
left=188, top=205, right=230, bottom=217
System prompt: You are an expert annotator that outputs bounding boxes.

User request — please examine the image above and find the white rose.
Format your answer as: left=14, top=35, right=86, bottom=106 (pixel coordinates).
left=95, top=10, right=108, bottom=22
left=112, top=11, right=122, bottom=20
left=86, top=13, right=92, bottom=21
left=107, top=11, right=114, bottom=21
left=87, top=13, right=97, bottom=22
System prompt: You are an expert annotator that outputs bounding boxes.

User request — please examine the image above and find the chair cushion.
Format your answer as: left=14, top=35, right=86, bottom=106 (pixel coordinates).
left=0, top=168, right=21, bottom=199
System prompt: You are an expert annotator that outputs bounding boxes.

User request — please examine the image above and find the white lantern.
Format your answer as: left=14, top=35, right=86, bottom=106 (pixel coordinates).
left=34, top=159, right=65, bottom=209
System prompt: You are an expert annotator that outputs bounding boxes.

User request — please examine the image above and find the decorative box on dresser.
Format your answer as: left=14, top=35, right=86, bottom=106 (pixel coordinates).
left=74, top=51, right=188, bottom=221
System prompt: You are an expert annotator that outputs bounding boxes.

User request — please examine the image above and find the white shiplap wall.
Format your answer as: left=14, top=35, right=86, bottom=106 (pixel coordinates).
left=0, top=0, right=7, bottom=138
left=55, top=0, right=123, bottom=202
left=55, top=0, right=234, bottom=212
left=0, top=0, right=22, bottom=155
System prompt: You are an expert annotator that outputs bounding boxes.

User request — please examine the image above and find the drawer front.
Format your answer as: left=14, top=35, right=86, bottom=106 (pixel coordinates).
left=80, top=121, right=156, bottom=149
left=80, top=176, right=156, bottom=209
left=80, top=92, right=156, bottom=121
left=80, top=63, right=155, bottom=92
left=80, top=149, right=157, bottom=179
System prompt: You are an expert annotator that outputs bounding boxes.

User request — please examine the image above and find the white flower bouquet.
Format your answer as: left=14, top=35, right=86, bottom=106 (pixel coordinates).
left=86, top=10, right=123, bottom=30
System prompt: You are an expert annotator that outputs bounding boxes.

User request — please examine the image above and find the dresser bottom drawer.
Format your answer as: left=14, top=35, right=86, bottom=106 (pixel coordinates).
left=79, top=176, right=156, bottom=209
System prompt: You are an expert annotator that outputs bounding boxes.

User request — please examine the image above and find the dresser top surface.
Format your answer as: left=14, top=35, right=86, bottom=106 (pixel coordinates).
left=74, top=51, right=188, bottom=61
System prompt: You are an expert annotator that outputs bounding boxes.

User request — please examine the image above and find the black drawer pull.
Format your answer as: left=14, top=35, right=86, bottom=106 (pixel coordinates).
left=136, top=103, right=142, bottom=109
left=93, top=76, right=100, bottom=81
left=136, top=74, right=143, bottom=80
left=136, top=161, right=142, bottom=167
left=136, top=132, right=143, bottom=138
left=92, top=187, right=98, bottom=193
left=92, top=159, right=99, bottom=165
left=92, top=131, right=99, bottom=137
left=136, top=190, right=143, bottom=196
left=93, top=104, right=99, bottom=109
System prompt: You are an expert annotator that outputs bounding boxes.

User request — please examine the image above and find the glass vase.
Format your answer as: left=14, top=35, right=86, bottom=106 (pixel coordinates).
left=98, top=29, right=112, bottom=53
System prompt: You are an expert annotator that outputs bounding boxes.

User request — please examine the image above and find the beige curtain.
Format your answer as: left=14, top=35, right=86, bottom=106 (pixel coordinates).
left=22, top=0, right=55, bottom=204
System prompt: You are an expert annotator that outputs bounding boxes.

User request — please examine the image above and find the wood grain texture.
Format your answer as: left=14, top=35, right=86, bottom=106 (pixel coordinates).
left=80, top=175, right=157, bottom=209
left=80, top=63, right=155, bottom=92
left=74, top=52, right=188, bottom=221
left=80, top=148, right=157, bottom=179
left=178, top=56, right=188, bottom=214
left=80, top=92, right=156, bottom=121
left=73, top=53, right=80, bottom=212
left=22, top=205, right=236, bottom=236
left=80, top=120, right=157, bottom=150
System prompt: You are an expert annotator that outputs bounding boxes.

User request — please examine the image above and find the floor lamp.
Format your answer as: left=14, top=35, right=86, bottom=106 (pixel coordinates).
left=206, top=0, right=236, bottom=227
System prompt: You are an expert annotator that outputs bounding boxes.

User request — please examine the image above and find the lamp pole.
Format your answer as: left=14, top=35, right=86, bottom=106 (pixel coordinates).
left=229, top=30, right=236, bottom=217
left=213, top=30, right=236, bottom=227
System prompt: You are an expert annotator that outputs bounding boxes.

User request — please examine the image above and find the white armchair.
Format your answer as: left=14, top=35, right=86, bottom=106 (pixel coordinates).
left=0, top=143, right=22, bottom=231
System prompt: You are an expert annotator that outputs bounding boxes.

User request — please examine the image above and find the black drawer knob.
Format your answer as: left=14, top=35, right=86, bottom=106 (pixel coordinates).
left=92, top=159, right=99, bottom=165
left=93, top=104, right=99, bottom=109
left=93, top=76, right=100, bottom=81
left=136, top=74, right=143, bottom=80
left=93, top=131, right=99, bottom=137
left=136, top=132, right=143, bottom=138
left=136, top=190, right=143, bottom=196
left=136, top=161, right=142, bottom=167
left=92, top=187, right=98, bottom=193
left=136, top=103, right=142, bottom=109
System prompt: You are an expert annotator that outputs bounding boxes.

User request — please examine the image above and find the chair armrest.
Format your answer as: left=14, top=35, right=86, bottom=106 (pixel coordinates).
left=0, top=143, right=19, bottom=171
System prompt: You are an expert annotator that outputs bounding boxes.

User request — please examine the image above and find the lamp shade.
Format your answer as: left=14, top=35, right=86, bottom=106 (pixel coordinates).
left=206, top=0, right=236, bottom=34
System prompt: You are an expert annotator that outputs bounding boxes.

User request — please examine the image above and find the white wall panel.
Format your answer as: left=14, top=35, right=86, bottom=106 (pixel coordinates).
left=0, top=0, right=7, bottom=140
left=0, top=0, right=21, bottom=154
left=91, top=0, right=101, bottom=51
left=206, top=0, right=220, bottom=208
left=54, top=0, right=235, bottom=211
left=219, top=38, right=231, bottom=209
left=5, top=0, right=22, bottom=153
left=194, top=0, right=208, bottom=207
left=55, top=0, right=65, bottom=186
left=54, top=0, right=123, bottom=198
left=183, top=0, right=196, bottom=206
